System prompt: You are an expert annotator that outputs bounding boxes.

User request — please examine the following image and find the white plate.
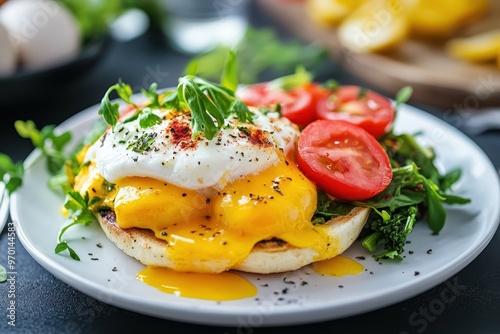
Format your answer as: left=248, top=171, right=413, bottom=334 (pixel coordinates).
left=0, top=183, right=9, bottom=232
left=10, top=102, right=500, bottom=326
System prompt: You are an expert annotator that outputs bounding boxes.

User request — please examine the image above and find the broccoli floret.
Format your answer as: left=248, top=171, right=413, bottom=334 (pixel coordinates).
left=361, top=206, right=418, bottom=260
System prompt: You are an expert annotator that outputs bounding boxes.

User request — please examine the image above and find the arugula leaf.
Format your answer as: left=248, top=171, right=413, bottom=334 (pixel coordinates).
left=0, top=264, right=6, bottom=283
left=141, top=83, right=162, bottom=108
left=268, top=66, right=312, bottom=91
left=423, top=178, right=447, bottom=233
left=386, top=86, right=413, bottom=134
left=98, top=50, right=254, bottom=142
left=186, top=27, right=327, bottom=84
left=54, top=241, right=80, bottom=261
left=99, top=82, right=135, bottom=130
left=15, top=120, right=72, bottom=175
left=353, top=128, right=470, bottom=259
left=138, top=108, right=162, bottom=128
left=439, top=168, right=462, bottom=192
left=177, top=77, right=219, bottom=140
left=395, top=86, right=413, bottom=112
left=322, top=80, right=340, bottom=90
left=0, top=153, right=24, bottom=194
left=357, top=87, right=368, bottom=99
left=176, top=75, right=253, bottom=139
left=312, top=191, right=355, bottom=224
left=220, top=49, right=239, bottom=92
left=354, top=163, right=451, bottom=234
left=56, top=191, right=100, bottom=260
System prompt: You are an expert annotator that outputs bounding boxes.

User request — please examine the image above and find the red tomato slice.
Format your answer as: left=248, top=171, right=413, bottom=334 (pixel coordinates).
left=297, top=119, right=392, bottom=201
left=238, top=82, right=324, bottom=127
left=316, top=85, right=395, bottom=138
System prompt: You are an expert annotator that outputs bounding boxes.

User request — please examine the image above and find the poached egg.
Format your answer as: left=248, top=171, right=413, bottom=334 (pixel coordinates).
left=73, top=106, right=343, bottom=273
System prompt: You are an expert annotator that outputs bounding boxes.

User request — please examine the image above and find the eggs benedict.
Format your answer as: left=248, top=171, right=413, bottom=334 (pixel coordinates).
left=71, top=79, right=371, bottom=274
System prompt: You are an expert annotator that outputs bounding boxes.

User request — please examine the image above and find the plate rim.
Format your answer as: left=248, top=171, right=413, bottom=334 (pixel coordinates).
left=0, top=183, right=9, bottom=233
left=9, top=102, right=500, bottom=326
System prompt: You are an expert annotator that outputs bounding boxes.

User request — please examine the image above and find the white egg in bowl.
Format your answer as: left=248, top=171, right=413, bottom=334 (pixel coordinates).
left=0, top=0, right=111, bottom=105
left=0, top=0, right=81, bottom=70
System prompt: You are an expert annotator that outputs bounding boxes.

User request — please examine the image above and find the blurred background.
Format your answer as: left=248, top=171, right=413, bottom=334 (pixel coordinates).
left=0, top=0, right=499, bottom=153
left=1, top=0, right=500, bottom=108
left=1, top=1, right=500, bottom=333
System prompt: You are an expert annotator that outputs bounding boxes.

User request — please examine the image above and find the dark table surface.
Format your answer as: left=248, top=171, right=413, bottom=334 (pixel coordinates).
left=1, top=2, right=500, bottom=333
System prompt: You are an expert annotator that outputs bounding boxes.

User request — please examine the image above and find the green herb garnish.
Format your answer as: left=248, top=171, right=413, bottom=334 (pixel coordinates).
left=312, top=191, right=355, bottom=225
left=353, top=133, right=470, bottom=259
left=55, top=191, right=100, bottom=261
left=127, top=132, right=158, bottom=153
left=0, top=264, right=6, bottom=283
left=311, top=86, right=469, bottom=260
left=186, top=27, right=327, bottom=84
left=15, top=120, right=72, bottom=175
left=0, top=154, right=24, bottom=195
left=99, top=52, right=253, bottom=141
left=395, top=86, right=413, bottom=112
left=268, top=66, right=312, bottom=91
left=98, top=82, right=134, bottom=130
left=357, top=87, right=368, bottom=99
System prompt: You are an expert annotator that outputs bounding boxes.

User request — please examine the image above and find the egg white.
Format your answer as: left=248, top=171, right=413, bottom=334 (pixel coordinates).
left=85, top=108, right=299, bottom=190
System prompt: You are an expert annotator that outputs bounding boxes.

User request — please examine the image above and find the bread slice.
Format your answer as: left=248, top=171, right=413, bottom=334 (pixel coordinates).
left=97, top=207, right=370, bottom=274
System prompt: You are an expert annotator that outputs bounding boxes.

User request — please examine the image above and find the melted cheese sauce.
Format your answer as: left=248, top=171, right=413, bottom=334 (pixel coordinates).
left=74, top=156, right=343, bottom=273
left=311, top=255, right=364, bottom=277
left=137, top=267, right=257, bottom=300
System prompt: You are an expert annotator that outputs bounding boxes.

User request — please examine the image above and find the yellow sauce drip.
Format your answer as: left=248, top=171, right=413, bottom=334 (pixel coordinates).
left=74, top=159, right=344, bottom=273
left=311, top=255, right=364, bottom=277
left=137, top=267, right=257, bottom=301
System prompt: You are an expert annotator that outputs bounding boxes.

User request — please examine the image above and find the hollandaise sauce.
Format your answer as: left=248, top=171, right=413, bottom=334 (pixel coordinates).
left=75, top=157, right=345, bottom=273
left=137, top=267, right=257, bottom=301
left=311, top=256, right=364, bottom=277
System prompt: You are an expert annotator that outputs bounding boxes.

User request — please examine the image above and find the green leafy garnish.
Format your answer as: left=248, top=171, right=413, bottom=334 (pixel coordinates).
left=220, top=49, right=239, bottom=92
left=0, top=264, right=6, bottom=283
left=99, top=54, right=252, bottom=142
left=268, top=66, right=312, bottom=91
left=55, top=191, right=100, bottom=261
left=352, top=130, right=470, bottom=259
left=357, top=87, right=368, bottom=99
left=127, top=132, right=158, bottom=153
left=395, top=86, right=413, bottom=112
left=99, top=82, right=134, bottom=130
left=138, top=108, right=162, bottom=128
left=186, top=27, right=327, bottom=84
left=312, top=191, right=355, bottom=225
left=15, top=120, right=72, bottom=175
left=0, top=153, right=24, bottom=194
left=322, top=80, right=340, bottom=90
left=141, top=83, right=162, bottom=108
left=177, top=76, right=226, bottom=140
left=174, top=75, right=254, bottom=140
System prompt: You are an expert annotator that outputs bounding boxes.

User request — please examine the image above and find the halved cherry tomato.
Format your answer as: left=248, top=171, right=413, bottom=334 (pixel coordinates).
left=237, top=83, right=326, bottom=128
left=297, top=119, right=392, bottom=201
left=316, top=85, right=395, bottom=138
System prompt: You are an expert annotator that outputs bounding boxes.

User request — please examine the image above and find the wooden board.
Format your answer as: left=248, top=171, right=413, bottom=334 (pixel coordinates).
left=256, top=0, right=500, bottom=109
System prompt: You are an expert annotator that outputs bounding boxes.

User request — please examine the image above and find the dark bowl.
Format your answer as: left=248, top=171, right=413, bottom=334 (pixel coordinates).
left=0, top=33, right=111, bottom=108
